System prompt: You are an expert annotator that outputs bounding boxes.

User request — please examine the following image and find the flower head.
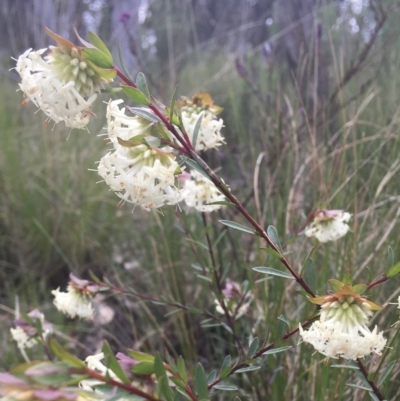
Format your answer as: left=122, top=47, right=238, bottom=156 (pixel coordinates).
left=305, top=209, right=352, bottom=243
left=98, top=100, right=182, bottom=210
left=215, top=280, right=252, bottom=319
left=299, top=286, right=386, bottom=359
left=179, top=93, right=224, bottom=151
left=181, top=170, right=225, bottom=212
left=10, top=310, right=52, bottom=350
left=52, top=274, right=99, bottom=319
left=15, top=30, right=113, bottom=129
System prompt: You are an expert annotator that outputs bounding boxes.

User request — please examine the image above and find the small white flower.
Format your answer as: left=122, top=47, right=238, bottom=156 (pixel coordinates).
left=15, top=43, right=111, bottom=129
left=299, top=286, right=386, bottom=360
left=105, top=99, right=156, bottom=146
left=182, top=170, right=225, bottom=212
left=10, top=310, right=52, bottom=350
left=52, top=275, right=98, bottom=319
left=181, top=109, right=224, bottom=151
left=305, top=210, right=351, bottom=243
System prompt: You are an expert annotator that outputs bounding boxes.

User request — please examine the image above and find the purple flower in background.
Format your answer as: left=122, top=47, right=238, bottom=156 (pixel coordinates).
left=119, top=12, right=131, bottom=23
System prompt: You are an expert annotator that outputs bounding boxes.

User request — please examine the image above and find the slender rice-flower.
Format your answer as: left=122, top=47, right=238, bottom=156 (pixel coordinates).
left=52, top=274, right=99, bottom=319
left=10, top=310, right=52, bottom=350
left=305, top=209, right=352, bottom=243
left=215, top=280, right=253, bottom=319
left=15, top=31, right=112, bottom=129
left=179, top=93, right=225, bottom=151
left=182, top=170, right=225, bottom=212
left=98, top=100, right=182, bottom=210
left=299, top=285, right=386, bottom=360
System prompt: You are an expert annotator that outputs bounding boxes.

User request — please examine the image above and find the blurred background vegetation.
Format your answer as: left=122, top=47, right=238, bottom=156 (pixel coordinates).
left=1, top=0, right=400, bottom=399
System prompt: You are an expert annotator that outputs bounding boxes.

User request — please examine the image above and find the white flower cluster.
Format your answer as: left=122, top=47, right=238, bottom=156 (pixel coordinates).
left=52, top=286, right=94, bottom=319
left=15, top=46, right=106, bottom=129
left=182, top=170, right=225, bottom=212
left=10, top=310, right=52, bottom=350
left=305, top=210, right=351, bottom=243
left=181, top=107, right=224, bottom=151
left=299, top=288, right=386, bottom=360
left=98, top=100, right=182, bottom=211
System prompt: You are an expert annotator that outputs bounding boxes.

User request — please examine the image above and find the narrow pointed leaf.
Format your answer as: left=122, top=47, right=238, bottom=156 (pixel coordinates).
left=346, top=383, right=372, bottom=391
left=121, top=86, right=149, bottom=105
left=267, top=226, right=282, bottom=252
left=235, top=366, right=261, bottom=373
left=352, top=284, right=367, bottom=294
left=136, top=73, right=150, bottom=100
left=260, top=247, right=282, bottom=259
left=182, top=158, right=209, bottom=179
left=194, top=363, right=208, bottom=400
left=48, top=338, right=85, bottom=368
left=219, top=220, right=255, bottom=234
left=177, top=356, right=188, bottom=383
left=102, top=342, right=130, bottom=383
left=378, top=360, right=396, bottom=386
left=130, top=361, right=155, bottom=375
left=247, top=337, right=259, bottom=358
left=169, top=85, right=179, bottom=122
left=387, top=261, right=400, bottom=278
left=207, top=370, right=217, bottom=384
left=387, top=246, right=394, bottom=268
left=87, top=31, right=113, bottom=63
left=252, top=267, right=294, bottom=279
left=191, top=114, right=203, bottom=149
left=82, top=48, right=113, bottom=68
left=125, top=106, right=162, bottom=123
left=263, top=346, right=292, bottom=355
left=213, top=384, right=238, bottom=391
left=117, top=41, right=134, bottom=82
left=330, top=364, right=360, bottom=370
left=154, top=355, right=173, bottom=401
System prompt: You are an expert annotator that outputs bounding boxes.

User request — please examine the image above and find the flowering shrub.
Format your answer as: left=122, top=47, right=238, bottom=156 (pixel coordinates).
left=4, top=27, right=400, bottom=401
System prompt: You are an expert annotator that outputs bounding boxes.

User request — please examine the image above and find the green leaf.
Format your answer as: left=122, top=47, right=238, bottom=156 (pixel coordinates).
left=219, top=220, right=255, bottom=234
left=177, top=356, right=188, bottom=383
left=387, top=261, right=400, bottom=278
left=247, top=337, right=259, bottom=358
left=267, top=226, right=282, bottom=252
left=263, top=346, right=292, bottom=355
left=367, top=392, right=381, bottom=401
left=221, top=355, right=231, bottom=369
left=169, top=85, right=179, bottom=122
left=191, top=114, right=203, bottom=149
left=154, top=355, right=173, bottom=401
left=328, top=279, right=344, bottom=291
left=300, top=247, right=315, bottom=275
left=130, top=361, right=155, bottom=376
left=102, top=342, right=130, bottom=384
left=235, top=366, right=261, bottom=373
left=387, top=246, right=394, bottom=268
left=25, top=362, right=70, bottom=386
left=213, top=384, right=238, bottom=391
left=352, top=284, right=367, bottom=294
left=342, top=271, right=352, bottom=285
left=303, top=258, right=316, bottom=293
left=121, top=86, right=149, bottom=105
left=277, top=315, right=290, bottom=329
left=126, top=106, right=162, bottom=123
left=117, top=41, right=134, bottom=83
left=136, top=73, right=150, bottom=100
left=182, top=158, right=209, bottom=179
left=194, top=363, right=208, bottom=400
left=252, top=267, right=295, bottom=279
left=82, top=48, right=113, bottom=69
left=220, top=366, right=232, bottom=379
left=206, top=370, right=217, bottom=385
left=378, top=360, right=396, bottom=386
left=346, top=383, right=372, bottom=391
left=260, top=247, right=282, bottom=259
left=87, top=31, right=113, bottom=63
left=330, top=364, right=360, bottom=370
left=175, top=387, right=192, bottom=400
left=49, top=338, right=86, bottom=368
